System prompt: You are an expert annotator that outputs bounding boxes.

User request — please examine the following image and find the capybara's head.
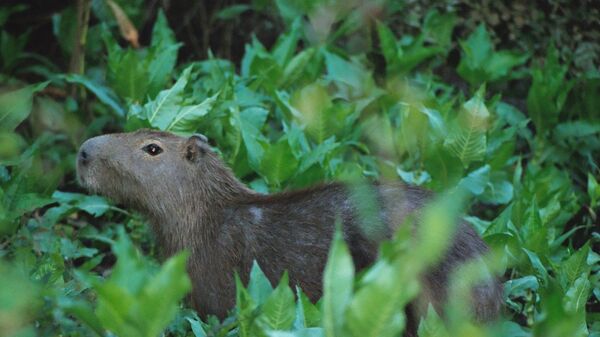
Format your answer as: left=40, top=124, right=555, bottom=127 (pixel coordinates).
left=77, top=129, right=237, bottom=218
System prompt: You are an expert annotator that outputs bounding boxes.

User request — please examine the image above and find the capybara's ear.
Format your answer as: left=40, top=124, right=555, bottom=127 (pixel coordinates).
left=185, top=134, right=208, bottom=162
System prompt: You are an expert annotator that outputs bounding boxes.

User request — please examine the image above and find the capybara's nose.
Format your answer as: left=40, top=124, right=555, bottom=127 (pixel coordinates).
left=78, top=135, right=110, bottom=167
left=78, top=137, right=100, bottom=166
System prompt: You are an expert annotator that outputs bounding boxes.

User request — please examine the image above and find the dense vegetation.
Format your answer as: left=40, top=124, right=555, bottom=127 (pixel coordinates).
left=1, top=1, right=599, bottom=336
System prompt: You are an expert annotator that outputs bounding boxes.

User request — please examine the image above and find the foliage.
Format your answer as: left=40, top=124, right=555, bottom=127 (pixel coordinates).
left=0, top=1, right=599, bottom=337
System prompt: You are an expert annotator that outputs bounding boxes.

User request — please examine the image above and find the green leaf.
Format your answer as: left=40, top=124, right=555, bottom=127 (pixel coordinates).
left=563, top=274, right=591, bottom=313
left=376, top=21, right=398, bottom=70
left=260, top=272, right=295, bottom=330
left=417, top=305, right=449, bottom=337
left=444, top=86, right=489, bottom=167
left=527, top=45, right=574, bottom=136
left=268, top=328, right=325, bottom=337
left=523, top=249, right=549, bottom=286
left=216, top=4, right=252, bottom=20
left=107, top=48, right=149, bottom=102
left=457, top=24, right=528, bottom=86
left=259, top=138, right=299, bottom=187
left=345, top=260, right=410, bottom=337
left=0, top=82, right=48, bottom=131
left=458, top=165, right=490, bottom=195
left=166, top=93, right=217, bottom=132
left=322, top=228, right=354, bottom=337
left=147, top=10, right=181, bottom=98
left=272, top=18, right=302, bottom=68
left=236, top=273, right=258, bottom=337
left=558, top=243, right=591, bottom=289
left=143, top=66, right=193, bottom=129
left=235, top=106, right=269, bottom=169
left=89, top=228, right=191, bottom=337
left=588, top=173, right=600, bottom=208
left=52, top=191, right=110, bottom=217
left=520, top=200, right=549, bottom=254
left=248, top=261, right=274, bottom=305
left=136, top=251, right=191, bottom=337
left=187, top=317, right=208, bottom=337
left=294, top=287, right=321, bottom=329
left=324, top=51, right=369, bottom=90
left=62, top=74, right=125, bottom=117
left=127, top=66, right=215, bottom=132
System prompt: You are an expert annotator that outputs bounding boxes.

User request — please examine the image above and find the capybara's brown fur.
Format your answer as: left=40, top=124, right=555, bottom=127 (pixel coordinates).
left=77, top=129, right=502, bottom=334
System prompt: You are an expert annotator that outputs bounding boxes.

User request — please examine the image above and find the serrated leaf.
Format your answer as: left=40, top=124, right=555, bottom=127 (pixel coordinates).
left=294, top=287, right=321, bottom=329
left=259, top=139, right=299, bottom=186
left=444, top=87, right=490, bottom=167
left=260, top=272, right=295, bottom=330
left=166, top=94, right=217, bottom=132
left=147, top=10, right=180, bottom=97
left=527, top=45, right=574, bottom=136
left=235, top=106, right=269, bottom=169
left=457, top=24, right=528, bottom=86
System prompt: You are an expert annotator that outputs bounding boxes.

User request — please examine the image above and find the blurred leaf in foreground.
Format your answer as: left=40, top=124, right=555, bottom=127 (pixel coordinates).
left=73, top=227, right=191, bottom=337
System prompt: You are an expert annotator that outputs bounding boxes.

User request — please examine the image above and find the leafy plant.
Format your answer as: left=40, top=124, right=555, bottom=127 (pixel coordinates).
left=457, top=24, right=529, bottom=87
left=0, top=2, right=598, bottom=337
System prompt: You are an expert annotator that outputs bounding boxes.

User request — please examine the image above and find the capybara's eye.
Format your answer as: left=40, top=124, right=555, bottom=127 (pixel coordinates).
left=143, top=143, right=163, bottom=156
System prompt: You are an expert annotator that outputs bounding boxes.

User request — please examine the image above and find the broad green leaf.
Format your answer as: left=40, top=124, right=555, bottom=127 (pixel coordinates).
left=324, top=51, right=369, bottom=90
left=260, top=272, right=295, bottom=330
left=563, top=275, right=591, bottom=313
left=457, top=24, right=528, bottom=86
left=107, top=48, right=149, bottom=102
left=248, top=261, right=274, bottom=305
left=558, top=243, right=591, bottom=289
left=345, top=259, right=410, bottom=337
left=504, top=276, right=539, bottom=298
left=294, top=287, right=321, bottom=329
left=458, top=165, right=490, bottom=195
left=90, top=228, right=191, bottom=337
left=144, top=66, right=193, bottom=129
left=235, top=106, right=269, bottom=169
left=417, top=305, right=449, bottom=337
left=444, top=86, right=489, bottom=167
left=423, top=10, right=456, bottom=48
left=322, top=228, right=354, bottom=337
left=147, top=10, right=181, bottom=98
left=272, top=18, right=302, bottom=68
left=136, top=251, right=191, bottom=337
left=167, top=94, right=217, bottom=132
left=52, top=191, right=110, bottom=217
left=187, top=317, right=208, bottom=337
left=62, top=74, right=125, bottom=117
left=0, top=82, right=48, bottom=131
left=0, top=261, right=42, bottom=336
left=520, top=200, right=549, bottom=254
left=259, top=139, right=299, bottom=187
